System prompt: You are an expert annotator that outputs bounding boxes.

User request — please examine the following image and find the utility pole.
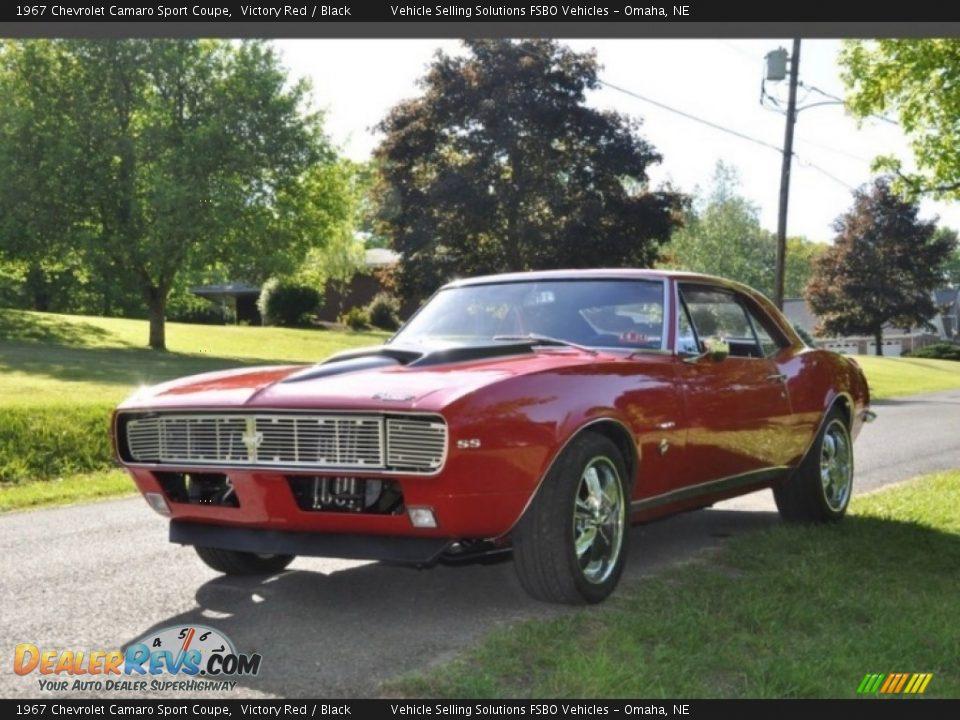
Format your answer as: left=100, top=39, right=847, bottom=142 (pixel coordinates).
left=774, top=38, right=801, bottom=310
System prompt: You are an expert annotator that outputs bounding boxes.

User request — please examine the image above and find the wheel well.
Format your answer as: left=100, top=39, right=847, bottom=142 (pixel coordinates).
left=833, top=394, right=852, bottom=429
left=583, top=421, right=638, bottom=490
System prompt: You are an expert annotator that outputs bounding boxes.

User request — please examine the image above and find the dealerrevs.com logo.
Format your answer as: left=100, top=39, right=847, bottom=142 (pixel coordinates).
left=14, top=625, right=261, bottom=692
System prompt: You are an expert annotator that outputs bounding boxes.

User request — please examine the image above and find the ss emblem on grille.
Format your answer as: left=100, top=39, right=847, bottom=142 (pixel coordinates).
left=241, top=418, right=264, bottom=460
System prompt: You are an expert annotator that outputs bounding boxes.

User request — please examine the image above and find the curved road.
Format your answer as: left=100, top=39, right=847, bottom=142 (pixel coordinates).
left=2, top=390, right=959, bottom=699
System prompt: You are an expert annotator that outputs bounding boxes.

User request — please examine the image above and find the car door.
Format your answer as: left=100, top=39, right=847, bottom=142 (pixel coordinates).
left=675, top=282, right=794, bottom=487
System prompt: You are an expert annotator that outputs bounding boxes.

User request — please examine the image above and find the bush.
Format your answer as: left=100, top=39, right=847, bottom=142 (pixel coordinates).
left=903, top=342, right=960, bottom=361
left=258, top=278, right=321, bottom=327
left=366, top=292, right=401, bottom=331
left=166, top=293, right=227, bottom=325
left=0, top=406, right=114, bottom=484
left=338, top=306, right=370, bottom=331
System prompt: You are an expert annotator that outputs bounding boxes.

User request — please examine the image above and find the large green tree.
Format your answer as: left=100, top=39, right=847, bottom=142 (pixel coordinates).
left=374, top=39, right=683, bottom=302
left=805, top=178, right=956, bottom=355
left=0, top=40, right=339, bottom=349
left=841, top=39, right=960, bottom=198
left=661, top=162, right=776, bottom=296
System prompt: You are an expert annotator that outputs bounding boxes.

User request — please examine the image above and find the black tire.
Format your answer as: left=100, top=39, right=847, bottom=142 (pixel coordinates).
left=512, top=432, right=630, bottom=604
left=773, top=407, right=853, bottom=522
left=194, top=546, right=295, bottom=575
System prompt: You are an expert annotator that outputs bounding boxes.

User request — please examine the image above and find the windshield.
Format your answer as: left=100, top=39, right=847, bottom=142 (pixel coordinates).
left=391, top=279, right=665, bottom=351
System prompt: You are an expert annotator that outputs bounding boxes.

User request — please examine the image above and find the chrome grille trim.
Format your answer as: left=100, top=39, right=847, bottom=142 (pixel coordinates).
left=122, top=413, right=446, bottom=474
left=386, top=418, right=447, bottom=472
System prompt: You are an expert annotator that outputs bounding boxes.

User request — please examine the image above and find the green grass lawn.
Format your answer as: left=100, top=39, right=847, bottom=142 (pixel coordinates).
left=0, top=308, right=388, bottom=407
left=0, top=469, right=135, bottom=512
left=855, top=355, right=960, bottom=400
left=391, top=471, right=960, bottom=698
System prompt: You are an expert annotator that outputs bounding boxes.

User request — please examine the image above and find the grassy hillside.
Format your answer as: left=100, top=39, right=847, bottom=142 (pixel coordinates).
left=0, top=308, right=388, bottom=408
left=0, top=308, right=387, bottom=485
left=855, top=354, right=960, bottom=400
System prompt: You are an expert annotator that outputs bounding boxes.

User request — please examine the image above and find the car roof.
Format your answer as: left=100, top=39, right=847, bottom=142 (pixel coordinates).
left=443, top=268, right=753, bottom=291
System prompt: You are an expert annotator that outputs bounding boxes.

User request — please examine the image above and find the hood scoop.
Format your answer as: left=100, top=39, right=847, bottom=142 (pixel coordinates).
left=281, top=342, right=535, bottom=384
left=281, top=354, right=405, bottom=384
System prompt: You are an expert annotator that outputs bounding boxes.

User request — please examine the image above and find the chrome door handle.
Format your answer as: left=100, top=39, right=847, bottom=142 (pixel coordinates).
left=767, top=373, right=787, bottom=383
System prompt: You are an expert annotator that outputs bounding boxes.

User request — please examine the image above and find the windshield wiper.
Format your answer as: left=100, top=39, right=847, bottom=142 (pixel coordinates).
left=492, top=334, right=598, bottom=356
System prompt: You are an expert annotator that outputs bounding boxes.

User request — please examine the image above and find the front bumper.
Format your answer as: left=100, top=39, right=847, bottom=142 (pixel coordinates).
left=170, top=520, right=453, bottom=565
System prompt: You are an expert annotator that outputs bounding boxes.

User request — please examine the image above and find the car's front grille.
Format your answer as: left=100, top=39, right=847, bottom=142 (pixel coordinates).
left=121, top=413, right=446, bottom=474
left=386, top=418, right=447, bottom=472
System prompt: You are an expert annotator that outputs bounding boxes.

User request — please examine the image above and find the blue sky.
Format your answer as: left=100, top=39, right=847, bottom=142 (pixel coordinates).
left=274, top=38, right=960, bottom=242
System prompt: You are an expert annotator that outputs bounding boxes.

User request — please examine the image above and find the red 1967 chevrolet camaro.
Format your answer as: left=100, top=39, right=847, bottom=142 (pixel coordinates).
left=113, top=269, right=873, bottom=604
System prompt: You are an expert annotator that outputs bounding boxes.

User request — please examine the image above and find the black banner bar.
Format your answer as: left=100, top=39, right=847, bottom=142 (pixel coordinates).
left=3, top=699, right=959, bottom=719
left=6, top=1, right=960, bottom=24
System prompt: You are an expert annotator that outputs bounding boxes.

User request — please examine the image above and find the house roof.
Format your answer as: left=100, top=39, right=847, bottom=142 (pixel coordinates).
left=934, top=287, right=959, bottom=308
left=190, top=283, right=261, bottom=299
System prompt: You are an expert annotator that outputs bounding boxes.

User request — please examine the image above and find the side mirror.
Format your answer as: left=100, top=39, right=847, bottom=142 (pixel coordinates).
left=684, top=335, right=730, bottom=364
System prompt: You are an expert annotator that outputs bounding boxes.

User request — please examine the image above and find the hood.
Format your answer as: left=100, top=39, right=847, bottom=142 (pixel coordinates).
left=117, top=342, right=605, bottom=413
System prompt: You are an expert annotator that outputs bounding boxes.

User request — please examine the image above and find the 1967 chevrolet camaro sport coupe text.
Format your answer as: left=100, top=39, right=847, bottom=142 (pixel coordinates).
left=113, top=269, right=873, bottom=604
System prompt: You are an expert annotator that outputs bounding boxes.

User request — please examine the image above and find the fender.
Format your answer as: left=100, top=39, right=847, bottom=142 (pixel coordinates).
left=499, top=415, right=639, bottom=538
left=783, top=391, right=855, bottom=481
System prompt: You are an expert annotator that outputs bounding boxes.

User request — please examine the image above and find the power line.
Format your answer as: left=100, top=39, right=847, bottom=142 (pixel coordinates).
left=793, top=157, right=855, bottom=190
left=792, top=135, right=873, bottom=163
left=596, top=78, right=785, bottom=154
left=516, top=44, right=859, bottom=191
left=597, top=78, right=855, bottom=189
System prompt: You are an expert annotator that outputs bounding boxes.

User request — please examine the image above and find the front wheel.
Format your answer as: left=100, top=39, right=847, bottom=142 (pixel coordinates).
left=194, top=546, right=295, bottom=575
left=512, top=433, right=630, bottom=604
left=774, top=408, right=853, bottom=522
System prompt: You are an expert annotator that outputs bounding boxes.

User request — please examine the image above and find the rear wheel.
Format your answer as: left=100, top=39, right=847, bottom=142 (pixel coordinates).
left=513, top=433, right=630, bottom=604
left=194, top=546, right=295, bottom=575
left=774, top=408, right=853, bottom=522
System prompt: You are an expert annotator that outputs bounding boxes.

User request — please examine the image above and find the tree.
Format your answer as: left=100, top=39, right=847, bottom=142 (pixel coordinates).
left=0, top=40, right=341, bottom=349
left=805, top=178, right=957, bottom=355
left=295, top=160, right=370, bottom=313
left=374, top=39, right=683, bottom=302
left=940, top=230, right=960, bottom=287
left=784, top=236, right=827, bottom=298
left=841, top=39, right=960, bottom=199
left=660, top=161, right=776, bottom=296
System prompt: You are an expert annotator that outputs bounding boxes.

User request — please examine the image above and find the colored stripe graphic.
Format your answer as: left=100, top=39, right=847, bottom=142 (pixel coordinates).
left=858, top=672, right=933, bottom=695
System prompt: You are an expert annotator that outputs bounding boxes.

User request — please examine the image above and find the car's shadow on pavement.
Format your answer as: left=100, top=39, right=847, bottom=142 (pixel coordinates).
left=127, top=506, right=781, bottom=697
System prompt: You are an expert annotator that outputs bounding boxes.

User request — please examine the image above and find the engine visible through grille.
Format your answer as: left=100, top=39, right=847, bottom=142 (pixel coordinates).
left=120, top=413, right=446, bottom=473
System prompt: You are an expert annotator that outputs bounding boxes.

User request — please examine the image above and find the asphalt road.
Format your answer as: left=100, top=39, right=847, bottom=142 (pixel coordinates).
left=2, top=389, right=959, bottom=699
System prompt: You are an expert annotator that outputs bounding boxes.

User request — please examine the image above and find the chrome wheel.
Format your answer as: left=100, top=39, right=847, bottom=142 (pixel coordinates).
left=573, top=456, right=625, bottom=585
left=820, top=420, right=852, bottom=512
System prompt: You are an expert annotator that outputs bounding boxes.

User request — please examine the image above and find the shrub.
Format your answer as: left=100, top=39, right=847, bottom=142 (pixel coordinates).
left=903, top=342, right=960, bottom=361
left=166, top=293, right=227, bottom=325
left=258, top=278, right=321, bottom=327
left=338, top=306, right=370, bottom=331
left=0, top=406, right=115, bottom=484
left=366, top=292, right=401, bottom=331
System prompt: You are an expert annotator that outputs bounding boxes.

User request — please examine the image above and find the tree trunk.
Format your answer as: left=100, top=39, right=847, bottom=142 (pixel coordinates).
left=146, top=288, right=167, bottom=351
left=874, top=328, right=884, bottom=356
left=26, top=266, right=50, bottom=312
